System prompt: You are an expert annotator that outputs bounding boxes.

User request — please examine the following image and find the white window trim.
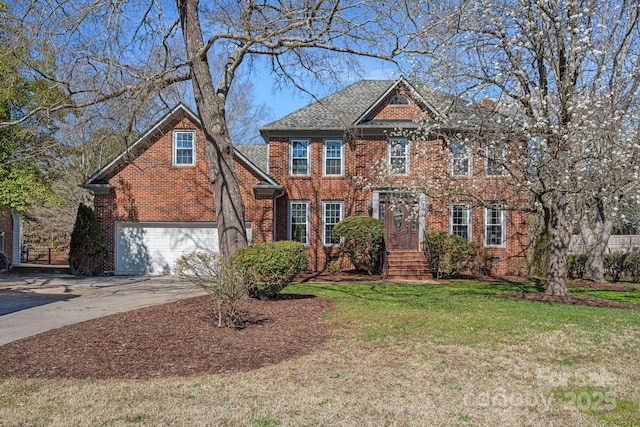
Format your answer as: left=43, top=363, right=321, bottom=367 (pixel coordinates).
left=172, top=129, right=196, bottom=166
left=322, top=201, right=344, bottom=246
left=450, top=202, right=472, bottom=241
left=289, top=139, right=311, bottom=176
left=486, top=140, right=508, bottom=177
left=388, top=138, right=410, bottom=176
left=288, top=200, right=310, bottom=246
left=451, top=140, right=472, bottom=177
left=322, top=139, right=344, bottom=176
left=484, top=204, right=507, bottom=247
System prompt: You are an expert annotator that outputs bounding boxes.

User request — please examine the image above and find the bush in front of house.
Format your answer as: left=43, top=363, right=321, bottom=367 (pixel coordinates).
left=333, top=216, right=384, bottom=275
left=425, top=230, right=479, bottom=279
left=232, top=240, right=308, bottom=298
left=68, top=203, right=108, bottom=276
left=174, top=252, right=252, bottom=328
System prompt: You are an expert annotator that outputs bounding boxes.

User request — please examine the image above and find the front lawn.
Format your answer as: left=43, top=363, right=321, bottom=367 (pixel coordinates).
left=1, top=280, right=638, bottom=426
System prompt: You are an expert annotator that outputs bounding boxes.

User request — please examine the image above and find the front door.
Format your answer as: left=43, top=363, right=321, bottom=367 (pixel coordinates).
left=382, top=201, right=419, bottom=250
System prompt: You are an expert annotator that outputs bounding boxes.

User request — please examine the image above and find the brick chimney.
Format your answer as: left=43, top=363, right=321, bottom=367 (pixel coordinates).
left=480, top=97, right=496, bottom=110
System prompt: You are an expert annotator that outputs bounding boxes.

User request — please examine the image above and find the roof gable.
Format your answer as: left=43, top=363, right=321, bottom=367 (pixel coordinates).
left=83, top=104, right=276, bottom=188
left=260, top=77, right=505, bottom=134
left=353, top=77, right=439, bottom=125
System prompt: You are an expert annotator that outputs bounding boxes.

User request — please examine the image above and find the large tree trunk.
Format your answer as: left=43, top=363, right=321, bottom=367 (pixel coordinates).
left=177, top=0, right=248, bottom=255
left=579, top=201, right=613, bottom=283
left=545, top=193, right=570, bottom=296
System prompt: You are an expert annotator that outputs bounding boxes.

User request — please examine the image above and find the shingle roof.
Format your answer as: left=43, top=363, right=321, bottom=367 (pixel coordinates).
left=234, top=144, right=268, bottom=173
left=260, top=80, right=394, bottom=131
left=260, top=78, right=503, bottom=133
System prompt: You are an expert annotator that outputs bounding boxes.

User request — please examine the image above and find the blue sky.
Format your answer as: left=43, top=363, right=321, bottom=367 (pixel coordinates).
left=249, top=57, right=401, bottom=122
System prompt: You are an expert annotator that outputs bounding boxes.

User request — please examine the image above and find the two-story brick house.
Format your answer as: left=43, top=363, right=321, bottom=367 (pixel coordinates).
left=84, top=77, right=528, bottom=276
left=261, top=77, right=528, bottom=276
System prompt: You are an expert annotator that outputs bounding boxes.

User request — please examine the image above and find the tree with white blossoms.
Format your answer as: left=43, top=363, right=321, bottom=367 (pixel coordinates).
left=5, top=0, right=422, bottom=255
left=405, top=0, right=640, bottom=294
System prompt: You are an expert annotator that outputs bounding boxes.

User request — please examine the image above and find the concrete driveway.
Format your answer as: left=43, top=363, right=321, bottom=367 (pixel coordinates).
left=0, top=274, right=205, bottom=346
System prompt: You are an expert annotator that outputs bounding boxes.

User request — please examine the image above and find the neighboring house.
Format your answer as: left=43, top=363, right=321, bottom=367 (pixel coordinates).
left=84, top=77, right=528, bottom=276
left=0, top=205, right=21, bottom=268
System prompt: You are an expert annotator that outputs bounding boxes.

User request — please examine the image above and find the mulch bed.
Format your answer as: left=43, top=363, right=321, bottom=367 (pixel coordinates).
left=499, top=276, right=640, bottom=309
left=501, top=291, right=640, bottom=309
left=0, top=295, right=334, bottom=380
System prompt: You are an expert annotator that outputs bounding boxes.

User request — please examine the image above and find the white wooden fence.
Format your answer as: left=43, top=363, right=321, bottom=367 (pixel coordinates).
left=569, top=235, right=640, bottom=255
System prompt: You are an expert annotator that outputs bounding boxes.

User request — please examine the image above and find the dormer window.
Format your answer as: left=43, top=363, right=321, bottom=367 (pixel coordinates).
left=390, top=95, right=409, bottom=105
left=173, top=130, right=195, bottom=166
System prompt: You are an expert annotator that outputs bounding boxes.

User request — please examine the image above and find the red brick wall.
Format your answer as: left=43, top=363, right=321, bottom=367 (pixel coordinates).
left=267, top=99, right=529, bottom=274
left=93, top=116, right=273, bottom=272
left=369, top=90, right=424, bottom=121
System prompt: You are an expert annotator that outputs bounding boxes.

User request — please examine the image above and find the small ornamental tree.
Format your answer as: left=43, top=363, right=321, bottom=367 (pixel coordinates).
left=333, top=216, right=384, bottom=275
left=174, top=252, right=252, bottom=328
left=68, top=203, right=108, bottom=276
left=233, top=241, right=308, bottom=299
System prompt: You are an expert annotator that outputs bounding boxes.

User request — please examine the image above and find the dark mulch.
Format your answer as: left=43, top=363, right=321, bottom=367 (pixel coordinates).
left=0, top=295, right=334, bottom=380
left=501, top=291, right=640, bottom=309
left=295, top=270, right=384, bottom=283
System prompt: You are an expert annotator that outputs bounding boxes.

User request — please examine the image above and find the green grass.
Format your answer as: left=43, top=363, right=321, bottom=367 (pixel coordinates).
left=286, top=280, right=640, bottom=347
left=2, top=279, right=638, bottom=426
left=569, top=285, right=640, bottom=304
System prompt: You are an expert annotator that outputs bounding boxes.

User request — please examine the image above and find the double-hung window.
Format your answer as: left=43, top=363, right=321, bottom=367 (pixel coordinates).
left=323, top=201, right=343, bottom=246
left=290, top=139, right=310, bottom=176
left=323, top=139, right=344, bottom=176
left=173, top=130, right=195, bottom=165
left=487, top=140, right=507, bottom=176
left=451, top=203, right=472, bottom=241
left=388, top=138, right=409, bottom=175
left=289, top=201, right=310, bottom=245
left=451, top=140, right=471, bottom=176
left=484, top=203, right=506, bottom=247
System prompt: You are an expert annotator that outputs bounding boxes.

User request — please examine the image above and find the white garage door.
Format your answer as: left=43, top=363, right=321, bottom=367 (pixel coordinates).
left=115, top=222, right=238, bottom=275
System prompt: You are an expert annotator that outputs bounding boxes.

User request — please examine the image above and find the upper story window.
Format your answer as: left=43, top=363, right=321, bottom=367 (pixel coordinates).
left=390, top=95, right=409, bottom=105
left=487, top=140, right=507, bottom=176
left=290, top=139, right=310, bottom=176
left=289, top=201, right=310, bottom=245
left=388, top=138, right=409, bottom=175
left=451, top=202, right=472, bottom=241
left=323, top=201, right=344, bottom=246
left=484, top=203, right=506, bottom=247
left=451, top=140, right=472, bottom=176
left=173, top=130, right=195, bottom=166
left=323, top=139, right=344, bottom=176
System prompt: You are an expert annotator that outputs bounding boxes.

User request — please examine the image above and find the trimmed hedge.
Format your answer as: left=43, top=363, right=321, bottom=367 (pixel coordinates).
left=567, top=254, right=586, bottom=279
left=425, top=230, right=479, bottom=279
left=233, top=240, right=308, bottom=298
left=624, top=254, right=640, bottom=283
left=567, top=253, right=640, bottom=282
left=333, top=216, right=384, bottom=275
left=604, top=253, right=627, bottom=282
